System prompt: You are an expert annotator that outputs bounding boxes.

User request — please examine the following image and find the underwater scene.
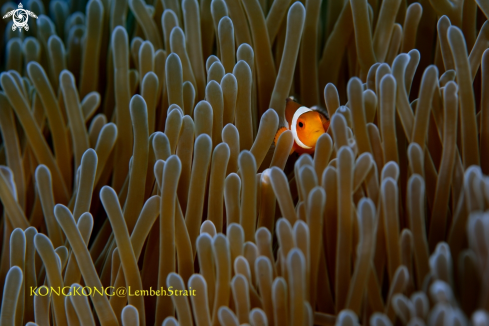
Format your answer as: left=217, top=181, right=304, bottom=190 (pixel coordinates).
left=0, top=0, right=488, bottom=325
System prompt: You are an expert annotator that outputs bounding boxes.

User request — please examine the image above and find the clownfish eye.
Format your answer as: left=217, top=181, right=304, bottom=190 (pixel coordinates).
left=298, top=121, right=305, bottom=128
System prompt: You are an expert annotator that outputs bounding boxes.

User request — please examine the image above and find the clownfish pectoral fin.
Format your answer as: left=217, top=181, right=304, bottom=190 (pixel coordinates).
left=274, top=127, right=296, bottom=155
left=274, top=127, right=288, bottom=146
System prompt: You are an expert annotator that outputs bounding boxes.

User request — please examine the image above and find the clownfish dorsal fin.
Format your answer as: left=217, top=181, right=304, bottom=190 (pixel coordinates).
left=285, top=97, right=302, bottom=128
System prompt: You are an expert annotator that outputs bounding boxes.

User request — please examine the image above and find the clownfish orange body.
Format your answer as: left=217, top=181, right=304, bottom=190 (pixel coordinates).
left=274, top=98, right=330, bottom=155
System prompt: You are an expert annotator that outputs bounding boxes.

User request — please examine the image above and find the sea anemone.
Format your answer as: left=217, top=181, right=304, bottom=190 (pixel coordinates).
left=0, top=0, right=488, bottom=325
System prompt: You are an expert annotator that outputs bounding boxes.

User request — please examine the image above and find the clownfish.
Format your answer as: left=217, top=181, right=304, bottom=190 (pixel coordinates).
left=274, top=97, right=330, bottom=155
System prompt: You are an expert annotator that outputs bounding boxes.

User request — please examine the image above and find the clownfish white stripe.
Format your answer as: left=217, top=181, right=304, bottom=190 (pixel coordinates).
left=290, top=106, right=313, bottom=149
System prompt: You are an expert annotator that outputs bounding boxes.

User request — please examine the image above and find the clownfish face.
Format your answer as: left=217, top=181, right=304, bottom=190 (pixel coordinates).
left=294, top=110, right=327, bottom=148
left=274, top=98, right=331, bottom=156
left=289, top=106, right=330, bottom=151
